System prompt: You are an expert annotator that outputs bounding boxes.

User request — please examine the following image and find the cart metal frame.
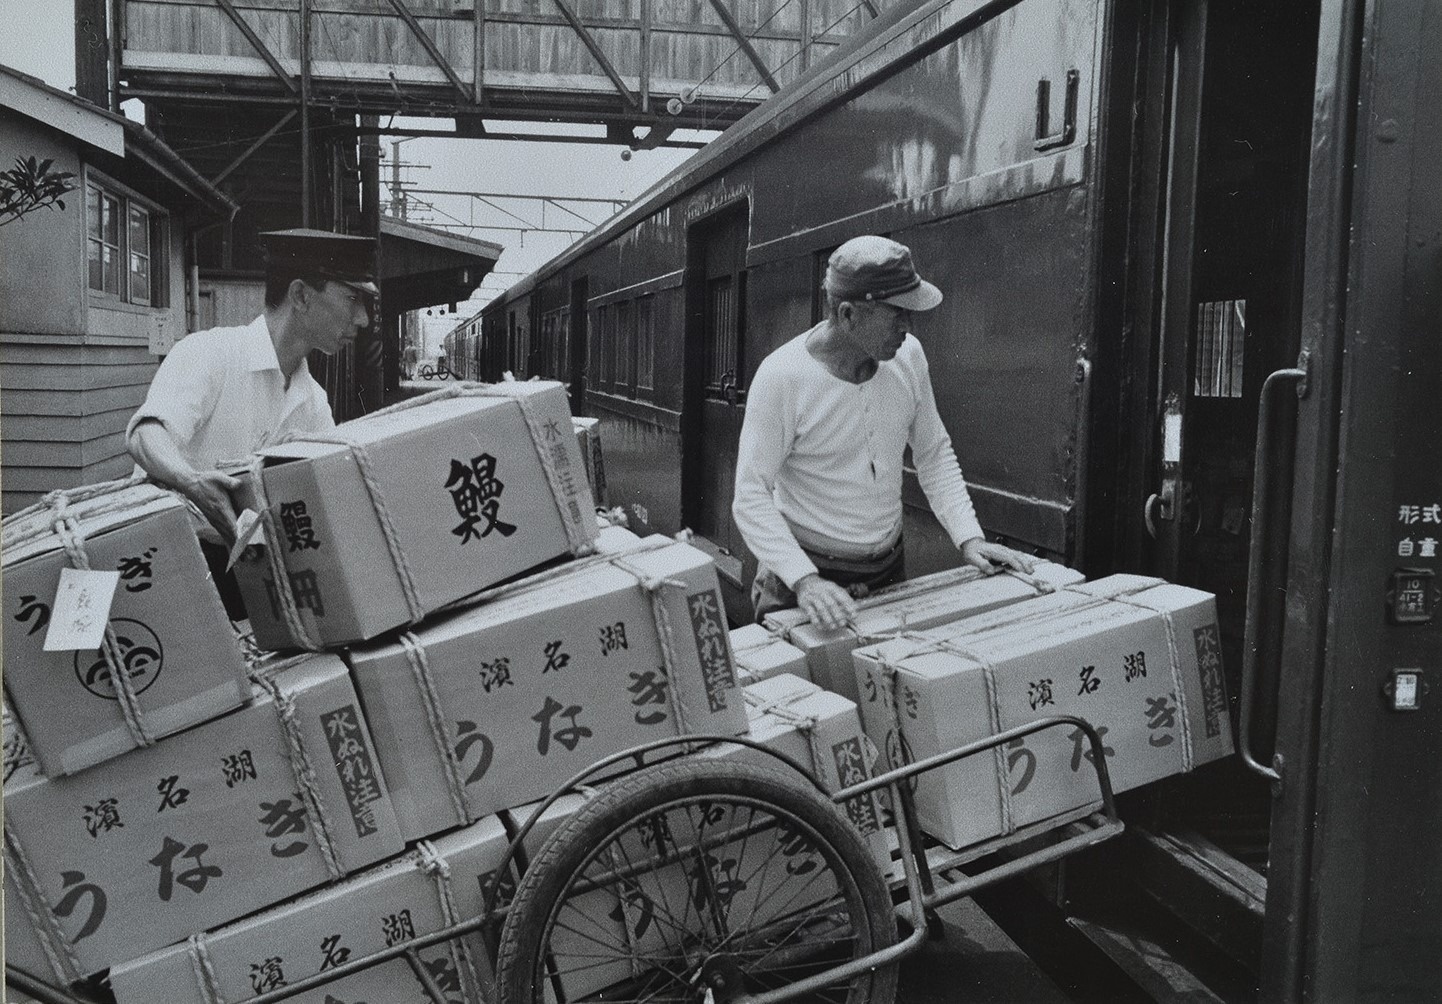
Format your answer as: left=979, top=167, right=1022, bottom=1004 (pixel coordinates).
left=7, top=714, right=1121, bottom=1004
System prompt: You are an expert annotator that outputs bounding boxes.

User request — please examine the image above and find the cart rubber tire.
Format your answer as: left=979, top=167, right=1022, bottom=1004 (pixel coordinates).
left=495, top=759, right=899, bottom=1003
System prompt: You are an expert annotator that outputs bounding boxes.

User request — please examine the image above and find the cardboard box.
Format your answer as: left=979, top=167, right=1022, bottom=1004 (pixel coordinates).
left=763, top=562, right=1087, bottom=704
left=707, top=674, right=888, bottom=869
left=852, top=576, right=1233, bottom=849
left=573, top=416, right=608, bottom=506
left=1, top=483, right=250, bottom=775
left=729, top=624, right=810, bottom=685
left=233, top=382, right=597, bottom=650
left=348, top=539, right=749, bottom=842
left=593, top=524, right=643, bottom=554
left=109, top=814, right=512, bottom=1004
left=2, top=654, right=404, bottom=979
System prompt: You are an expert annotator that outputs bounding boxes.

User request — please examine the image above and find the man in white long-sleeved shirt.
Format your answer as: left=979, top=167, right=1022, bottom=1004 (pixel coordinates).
left=732, top=235, right=1033, bottom=630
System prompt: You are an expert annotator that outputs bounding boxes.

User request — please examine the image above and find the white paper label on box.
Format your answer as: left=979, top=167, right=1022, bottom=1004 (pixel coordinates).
left=225, top=508, right=263, bottom=571
left=43, top=568, right=121, bottom=652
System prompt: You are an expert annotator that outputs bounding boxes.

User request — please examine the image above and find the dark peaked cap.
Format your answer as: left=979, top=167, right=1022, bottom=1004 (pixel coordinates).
left=259, top=228, right=379, bottom=295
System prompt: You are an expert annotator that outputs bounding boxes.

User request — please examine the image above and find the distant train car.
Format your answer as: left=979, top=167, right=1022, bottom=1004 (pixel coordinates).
left=481, top=0, right=1438, bottom=997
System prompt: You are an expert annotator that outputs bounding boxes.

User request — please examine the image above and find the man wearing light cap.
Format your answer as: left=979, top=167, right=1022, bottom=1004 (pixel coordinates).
left=733, top=235, right=1034, bottom=630
left=127, top=228, right=376, bottom=543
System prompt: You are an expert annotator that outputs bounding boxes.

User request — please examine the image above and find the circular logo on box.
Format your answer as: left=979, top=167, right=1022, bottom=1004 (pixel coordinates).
left=74, top=619, right=164, bottom=700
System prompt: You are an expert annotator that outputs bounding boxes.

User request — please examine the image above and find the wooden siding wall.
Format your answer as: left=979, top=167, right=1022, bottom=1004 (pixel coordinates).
left=0, top=113, right=187, bottom=513
left=123, top=0, right=874, bottom=101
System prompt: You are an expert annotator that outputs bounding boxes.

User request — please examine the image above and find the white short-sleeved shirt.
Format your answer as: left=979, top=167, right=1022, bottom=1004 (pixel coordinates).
left=126, top=314, right=335, bottom=472
left=732, top=329, right=985, bottom=588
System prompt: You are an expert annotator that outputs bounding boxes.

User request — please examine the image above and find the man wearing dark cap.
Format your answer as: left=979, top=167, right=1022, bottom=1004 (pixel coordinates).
left=127, top=229, right=376, bottom=540
left=733, top=235, right=1034, bottom=630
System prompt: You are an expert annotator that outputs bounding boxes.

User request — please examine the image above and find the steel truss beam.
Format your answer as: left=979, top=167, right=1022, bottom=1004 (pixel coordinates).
left=551, top=0, right=640, bottom=111
left=706, top=0, right=781, bottom=92
left=387, top=0, right=476, bottom=104
left=214, top=0, right=298, bottom=95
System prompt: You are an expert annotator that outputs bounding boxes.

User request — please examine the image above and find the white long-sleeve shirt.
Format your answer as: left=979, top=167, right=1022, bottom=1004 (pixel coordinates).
left=732, top=328, right=986, bottom=588
left=126, top=315, right=335, bottom=472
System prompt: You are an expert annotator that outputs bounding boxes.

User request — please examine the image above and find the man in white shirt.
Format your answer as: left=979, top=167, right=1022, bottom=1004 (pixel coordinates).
left=732, top=235, right=1034, bottom=630
left=127, top=229, right=376, bottom=541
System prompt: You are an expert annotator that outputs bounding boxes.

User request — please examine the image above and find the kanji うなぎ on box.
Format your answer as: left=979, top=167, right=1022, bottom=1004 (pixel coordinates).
left=852, top=576, right=1233, bottom=849
left=347, top=538, right=747, bottom=842
left=110, top=814, right=510, bottom=1004
left=2, top=654, right=403, bottom=980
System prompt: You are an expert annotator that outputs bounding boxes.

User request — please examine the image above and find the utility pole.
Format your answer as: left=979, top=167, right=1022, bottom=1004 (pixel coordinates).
left=390, top=140, right=406, bottom=220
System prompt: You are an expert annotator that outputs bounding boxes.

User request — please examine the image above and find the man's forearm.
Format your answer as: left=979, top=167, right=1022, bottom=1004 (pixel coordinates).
left=128, top=420, right=201, bottom=492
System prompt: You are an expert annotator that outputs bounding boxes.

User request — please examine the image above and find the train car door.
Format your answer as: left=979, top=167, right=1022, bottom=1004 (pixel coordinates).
left=681, top=203, right=750, bottom=616
left=1057, top=0, right=1325, bottom=993
left=569, top=277, right=588, bottom=414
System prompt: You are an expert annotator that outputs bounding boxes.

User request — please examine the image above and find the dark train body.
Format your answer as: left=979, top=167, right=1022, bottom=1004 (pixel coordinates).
left=460, top=0, right=1441, bottom=997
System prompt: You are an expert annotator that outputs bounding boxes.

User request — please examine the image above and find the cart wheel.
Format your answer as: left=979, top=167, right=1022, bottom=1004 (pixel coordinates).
left=495, top=759, right=899, bottom=1003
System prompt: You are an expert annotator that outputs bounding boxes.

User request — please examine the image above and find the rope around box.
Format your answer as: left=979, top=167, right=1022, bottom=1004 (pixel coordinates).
left=3, top=818, right=83, bottom=986
left=416, top=839, right=490, bottom=1002
left=184, top=933, right=226, bottom=1004
left=248, top=670, right=346, bottom=880
left=2, top=475, right=159, bottom=753
left=251, top=382, right=593, bottom=650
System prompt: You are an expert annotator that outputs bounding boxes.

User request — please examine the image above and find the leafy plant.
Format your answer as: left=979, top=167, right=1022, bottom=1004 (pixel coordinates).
left=0, top=156, right=79, bottom=226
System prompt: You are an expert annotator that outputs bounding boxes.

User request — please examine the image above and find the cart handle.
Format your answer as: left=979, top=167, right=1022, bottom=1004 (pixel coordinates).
left=5, top=967, right=98, bottom=1004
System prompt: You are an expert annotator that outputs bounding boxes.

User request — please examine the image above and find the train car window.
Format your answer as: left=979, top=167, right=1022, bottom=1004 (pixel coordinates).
left=597, top=305, right=612, bottom=389
left=637, top=294, right=655, bottom=392
left=705, top=275, right=738, bottom=397
left=615, top=299, right=633, bottom=394
left=1193, top=298, right=1247, bottom=398
left=558, top=310, right=570, bottom=382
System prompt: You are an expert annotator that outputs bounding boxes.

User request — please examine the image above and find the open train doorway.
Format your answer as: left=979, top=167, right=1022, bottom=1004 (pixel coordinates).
left=681, top=202, right=752, bottom=623
left=1064, top=0, right=1322, bottom=990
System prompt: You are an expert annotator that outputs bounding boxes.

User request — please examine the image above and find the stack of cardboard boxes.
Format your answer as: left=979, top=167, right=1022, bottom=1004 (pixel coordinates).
left=1, top=483, right=407, bottom=990
left=2, top=379, right=1237, bottom=1002
left=1, top=383, right=889, bottom=1004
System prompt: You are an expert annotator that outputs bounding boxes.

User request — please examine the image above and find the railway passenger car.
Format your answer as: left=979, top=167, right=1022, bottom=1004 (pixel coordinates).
left=477, top=0, right=1440, bottom=997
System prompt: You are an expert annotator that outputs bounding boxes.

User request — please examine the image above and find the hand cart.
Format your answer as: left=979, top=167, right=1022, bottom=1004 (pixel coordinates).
left=7, top=716, right=1121, bottom=1004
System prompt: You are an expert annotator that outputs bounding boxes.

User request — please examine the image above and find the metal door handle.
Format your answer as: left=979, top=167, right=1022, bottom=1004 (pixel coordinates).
left=720, top=370, right=738, bottom=405
left=1238, top=359, right=1309, bottom=784
left=1034, top=69, right=1080, bottom=151
left=1144, top=482, right=1175, bottom=538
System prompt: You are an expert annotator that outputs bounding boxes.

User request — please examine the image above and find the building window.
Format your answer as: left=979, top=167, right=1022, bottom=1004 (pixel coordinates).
left=1193, top=298, right=1246, bottom=398
left=637, top=294, right=655, bottom=391
left=87, top=179, right=166, bottom=306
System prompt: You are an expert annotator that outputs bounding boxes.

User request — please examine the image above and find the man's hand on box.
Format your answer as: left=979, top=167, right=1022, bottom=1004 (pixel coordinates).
left=794, top=573, right=858, bottom=632
left=960, top=538, right=1037, bottom=575
left=182, top=469, right=243, bottom=543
